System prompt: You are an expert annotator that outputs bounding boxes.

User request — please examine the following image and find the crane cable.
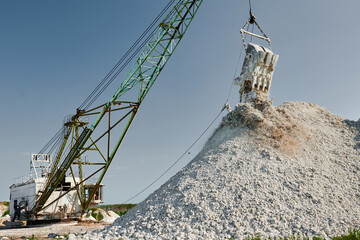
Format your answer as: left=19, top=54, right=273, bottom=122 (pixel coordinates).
left=122, top=57, right=245, bottom=203
left=121, top=4, right=253, bottom=204
left=81, top=10, right=176, bottom=111
left=39, top=0, right=177, bottom=154
left=82, top=31, right=155, bottom=110
left=122, top=105, right=226, bottom=204
left=39, top=0, right=251, bottom=203
left=226, top=22, right=250, bottom=102
left=39, top=127, right=64, bottom=154
left=81, top=5, right=175, bottom=110
left=78, top=0, right=177, bottom=111
left=79, top=0, right=176, bottom=109
left=83, top=3, right=179, bottom=110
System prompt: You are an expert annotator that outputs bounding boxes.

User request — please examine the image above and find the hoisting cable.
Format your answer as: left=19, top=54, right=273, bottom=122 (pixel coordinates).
left=250, top=21, right=254, bottom=42
left=225, top=22, right=250, bottom=102
left=79, top=0, right=176, bottom=109
left=240, top=1, right=271, bottom=50
left=38, top=0, right=178, bottom=168
left=78, top=0, right=177, bottom=110
left=48, top=133, right=65, bottom=155
left=82, top=22, right=162, bottom=110
left=123, top=20, right=250, bottom=201
left=83, top=3, right=180, bottom=110
left=83, top=2, right=177, bottom=110
left=39, top=127, right=64, bottom=154
left=82, top=30, right=155, bottom=110
left=121, top=104, right=228, bottom=204
left=249, top=0, right=255, bottom=42
left=248, top=0, right=255, bottom=25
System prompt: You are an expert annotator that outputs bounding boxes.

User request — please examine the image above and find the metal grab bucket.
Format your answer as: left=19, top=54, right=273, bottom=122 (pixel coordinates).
left=234, top=43, right=279, bottom=103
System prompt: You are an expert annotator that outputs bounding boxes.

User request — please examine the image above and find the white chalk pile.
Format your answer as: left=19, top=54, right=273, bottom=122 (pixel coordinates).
left=70, top=101, right=360, bottom=240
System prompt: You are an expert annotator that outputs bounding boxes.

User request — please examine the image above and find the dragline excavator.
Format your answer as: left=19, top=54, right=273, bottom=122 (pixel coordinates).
left=9, top=0, right=279, bottom=221
left=9, top=0, right=204, bottom=221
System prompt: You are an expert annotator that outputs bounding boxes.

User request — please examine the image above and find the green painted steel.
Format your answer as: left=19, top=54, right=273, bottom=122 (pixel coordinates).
left=110, top=0, right=203, bottom=103
left=31, top=0, right=203, bottom=217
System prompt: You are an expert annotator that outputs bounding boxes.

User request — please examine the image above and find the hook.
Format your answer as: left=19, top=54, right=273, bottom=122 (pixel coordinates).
left=249, top=0, right=255, bottom=24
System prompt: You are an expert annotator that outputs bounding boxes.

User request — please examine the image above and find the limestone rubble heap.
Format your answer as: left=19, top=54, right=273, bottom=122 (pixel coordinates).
left=71, top=101, right=360, bottom=240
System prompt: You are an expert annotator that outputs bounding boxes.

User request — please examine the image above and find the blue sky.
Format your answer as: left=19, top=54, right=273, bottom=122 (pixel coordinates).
left=1, top=0, right=360, bottom=203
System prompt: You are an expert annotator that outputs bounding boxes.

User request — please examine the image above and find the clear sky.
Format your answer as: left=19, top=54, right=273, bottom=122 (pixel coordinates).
left=1, top=0, right=360, bottom=203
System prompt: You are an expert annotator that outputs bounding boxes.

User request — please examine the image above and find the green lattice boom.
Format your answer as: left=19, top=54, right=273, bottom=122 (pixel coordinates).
left=31, top=0, right=203, bottom=217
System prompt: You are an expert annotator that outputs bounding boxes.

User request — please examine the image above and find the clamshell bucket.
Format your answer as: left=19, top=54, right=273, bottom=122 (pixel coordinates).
left=234, top=43, right=279, bottom=102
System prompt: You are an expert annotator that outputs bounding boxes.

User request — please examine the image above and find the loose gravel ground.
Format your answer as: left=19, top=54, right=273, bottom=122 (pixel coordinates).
left=0, top=221, right=108, bottom=239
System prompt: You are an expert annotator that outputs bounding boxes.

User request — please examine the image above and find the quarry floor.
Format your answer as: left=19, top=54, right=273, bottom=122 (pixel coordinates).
left=0, top=221, right=108, bottom=239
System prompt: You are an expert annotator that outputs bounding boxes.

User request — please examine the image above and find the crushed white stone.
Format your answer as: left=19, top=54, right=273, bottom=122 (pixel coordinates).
left=82, top=215, right=97, bottom=222
left=100, top=210, right=119, bottom=224
left=0, top=214, right=10, bottom=223
left=82, top=209, right=119, bottom=224
left=0, top=203, right=8, bottom=223
left=71, top=101, right=360, bottom=240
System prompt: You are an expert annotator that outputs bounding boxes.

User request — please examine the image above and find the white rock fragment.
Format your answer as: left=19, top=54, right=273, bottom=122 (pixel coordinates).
left=1, top=214, right=11, bottom=222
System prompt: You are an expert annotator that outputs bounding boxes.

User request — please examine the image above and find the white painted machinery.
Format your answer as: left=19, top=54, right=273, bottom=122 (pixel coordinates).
left=9, top=154, right=103, bottom=220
